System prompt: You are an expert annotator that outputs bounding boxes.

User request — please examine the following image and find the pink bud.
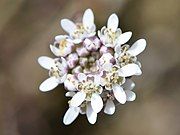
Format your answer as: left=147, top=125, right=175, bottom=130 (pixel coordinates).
left=76, top=45, right=90, bottom=57
left=83, top=36, right=101, bottom=51
left=72, top=66, right=83, bottom=74
left=66, top=53, right=79, bottom=69
left=99, top=46, right=114, bottom=55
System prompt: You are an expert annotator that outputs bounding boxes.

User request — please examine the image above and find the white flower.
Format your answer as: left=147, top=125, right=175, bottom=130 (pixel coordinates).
left=38, top=56, right=68, bottom=92
left=114, top=39, right=146, bottom=67
left=63, top=102, right=97, bottom=125
left=98, top=13, right=132, bottom=48
left=61, top=9, right=96, bottom=44
left=50, top=35, right=74, bottom=57
left=100, top=64, right=126, bottom=104
left=70, top=73, right=103, bottom=113
left=103, top=78, right=136, bottom=115
left=64, top=90, right=98, bottom=125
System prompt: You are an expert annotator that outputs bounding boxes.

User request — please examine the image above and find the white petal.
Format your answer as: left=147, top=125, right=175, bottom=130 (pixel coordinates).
left=61, top=19, right=76, bottom=34
left=118, top=32, right=132, bottom=45
left=104, top=99, right=115, bottom=115
left=77, top=73, right=87, bottom=82
left=86, top=103, right=97, bottom=124
left=83, top=9, right=94, bottom=29
left=94, top=75, right=101, bottom=85
left=107, top=13, right=119, bottom=32
left=91, top=93, right=103, bottom=113
left=65, top=91, right=76, bottom=97
left=102, top=63, right=113, bottom=71
left=123, top=79, right=135, bottom=90
left=55, top=35, right=68, bottom=41
left=112, top=84, right=126, bottom=104
left=127, top=39, right=146, bottom=56
left=39, top=77, right=59, bottom=92
left=59, top=74, right=67, bottom=83
left=63, top=107, right=80, bottom=125
left=38, top=56, right=54, bottom=70
left=118, top=64, right=142, bottom=77
left=50, top=45, right=60, bottom=57
left=125, top=90, right=136, bottom=101
left=70, top=92, right=86, bottom=107
left=114, top=44, right=121, bottom=55
left=71, top=39, right=82, bottom=44
left=61, top=57, right=68, bottom=68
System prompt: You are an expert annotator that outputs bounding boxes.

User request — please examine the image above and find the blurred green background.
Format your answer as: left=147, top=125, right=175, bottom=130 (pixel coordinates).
left=0, top=0, right=180, bottom=135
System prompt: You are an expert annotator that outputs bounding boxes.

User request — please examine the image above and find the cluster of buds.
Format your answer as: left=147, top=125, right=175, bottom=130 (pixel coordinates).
left=38, top=9, right=146, bottom=125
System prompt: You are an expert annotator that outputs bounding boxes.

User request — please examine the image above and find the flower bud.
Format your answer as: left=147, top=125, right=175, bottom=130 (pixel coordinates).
left=76, top=45, right=90, bottom=56
left=66, top=53, right=79, bottom=69
left=99, top=46, right=114, bottom=55
left=83, top=36, right=101, bottom=51
left=72, top=65, right=83, bottom=74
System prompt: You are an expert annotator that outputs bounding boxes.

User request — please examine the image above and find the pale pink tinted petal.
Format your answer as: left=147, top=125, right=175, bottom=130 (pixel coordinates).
left=107, top=13, right=119, bottom=32
left=83, top=9, right=94, bottom=29
left=118, top=64, right=142, bottom=77
left=61, top=19, right=76, bottom=34
left=104, top=99, right=115, bottom=115
left=125, top=90, right=136, bottom=101
left=63, top=107, right=80, bottom=125
left=39, top=77, right=59, bottom=92
left=127, top=39, right=146, bottom=56
left=70, top=91, right=86, bottom=107
left=118, top=32, right=132, bottom=45
left=102, top=63, right=113, bottom=71
left=77, top=73, right=87, bottom=82
left=64, top=74, right=77, bottom=91
left=94, top=75, right=101, bottom=85
left=38, top=56, right=54, bottom=70
left=91, top=93, right=103, bottom=113
left=112, top=84, right=126, bottom=104
left=86, top=103, right=97, bottom=124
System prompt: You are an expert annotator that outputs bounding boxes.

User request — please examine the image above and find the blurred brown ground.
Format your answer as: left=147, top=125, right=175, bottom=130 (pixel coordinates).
left=0, top=0, right=180, bottom=135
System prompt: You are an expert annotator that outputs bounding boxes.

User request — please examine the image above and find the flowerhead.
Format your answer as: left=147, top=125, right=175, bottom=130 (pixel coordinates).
left=38, top=8, right=147, bottom=125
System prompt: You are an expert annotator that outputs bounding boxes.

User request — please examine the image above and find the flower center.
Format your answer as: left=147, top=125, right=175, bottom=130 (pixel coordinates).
left=105, top=29, right=116, bottom=44
left=59, top=39, right=67, bottom=49
left=118, top=45, right=136, bottom=67
left=77, top=80, right=101, bottom=97
left=104, top=67, right=125, bottom=89
left=49, top=61, right=64, bottom=78
left=72, top=23, right=86, bottom=39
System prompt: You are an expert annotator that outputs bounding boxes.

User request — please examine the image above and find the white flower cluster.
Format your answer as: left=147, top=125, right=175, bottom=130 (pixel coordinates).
left=38, top=9, right=146, bottom=125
